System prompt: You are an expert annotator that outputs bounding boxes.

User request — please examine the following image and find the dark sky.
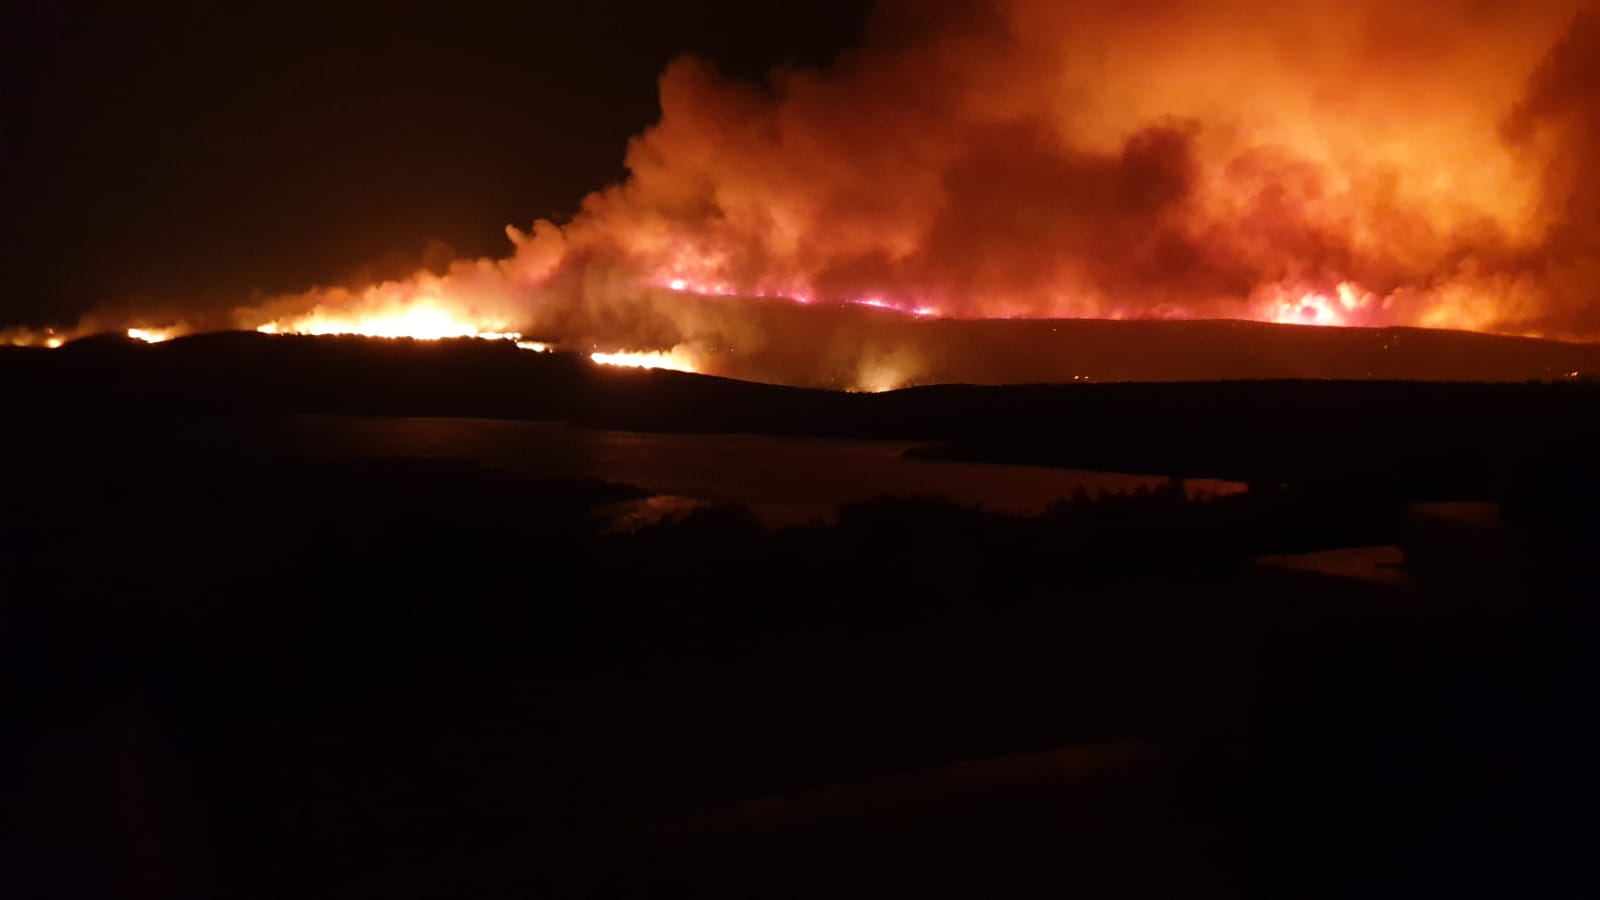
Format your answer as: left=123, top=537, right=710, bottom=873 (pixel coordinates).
left=2, top=1, right=871, bottom=325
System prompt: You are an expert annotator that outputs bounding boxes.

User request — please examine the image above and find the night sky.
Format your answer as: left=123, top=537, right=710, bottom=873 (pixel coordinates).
left=3, top=1, right=871, bottom=325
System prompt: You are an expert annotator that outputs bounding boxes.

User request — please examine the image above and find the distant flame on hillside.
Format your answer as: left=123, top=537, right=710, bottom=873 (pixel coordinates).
left=126, top=327, right=177, bottom=343
left=590, top=348, right=700, bottom=373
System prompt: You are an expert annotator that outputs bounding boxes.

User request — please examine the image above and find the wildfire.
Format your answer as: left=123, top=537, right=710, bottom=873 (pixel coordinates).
left=1263, top=283, right=1378, bottom=328
left=850, top=298, right=941, bottom=318
left=254, top=304, right=508, bottom=341
left=2, top=326, right=61, bottom=348
left=590, top=348, right=700, bottom=373
left=852, top=368, right=907, bottom=393
left=127, top=327, right=177, bottom=343
left=10, top=0, right=1600, bottom=381
left=851, top=346, right=923, bottom=393
left=656, top=274, right=940, bottom=319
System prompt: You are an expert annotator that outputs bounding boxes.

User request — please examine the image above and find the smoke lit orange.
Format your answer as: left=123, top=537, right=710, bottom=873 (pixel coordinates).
left=7, top=0, right=1600, bottom=389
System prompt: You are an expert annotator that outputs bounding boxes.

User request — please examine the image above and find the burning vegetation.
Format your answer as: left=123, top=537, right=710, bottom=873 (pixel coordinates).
left=7, top=0, right=1600, bottom=389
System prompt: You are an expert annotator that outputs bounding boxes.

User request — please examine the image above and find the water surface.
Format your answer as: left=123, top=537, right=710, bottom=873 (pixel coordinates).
left=184, top=416, right=1248, bottom=526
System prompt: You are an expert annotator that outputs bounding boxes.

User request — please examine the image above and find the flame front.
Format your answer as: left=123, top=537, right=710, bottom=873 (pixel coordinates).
left=252, top=296, right=510, bottom=342
left=127, top=327, right=177, bottom=343
left=590, top=348, right=699, bottom=373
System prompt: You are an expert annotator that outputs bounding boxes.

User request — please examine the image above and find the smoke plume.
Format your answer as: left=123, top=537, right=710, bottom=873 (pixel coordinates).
left=19, top=0, right=1600, bottom=387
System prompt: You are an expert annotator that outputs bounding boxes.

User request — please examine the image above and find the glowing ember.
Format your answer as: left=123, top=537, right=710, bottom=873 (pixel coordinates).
left=590, top=348, right=699, bottom=373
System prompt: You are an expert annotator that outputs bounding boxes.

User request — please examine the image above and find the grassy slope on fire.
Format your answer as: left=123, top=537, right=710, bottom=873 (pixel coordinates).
left=691, top=305, right=1600, bottom=386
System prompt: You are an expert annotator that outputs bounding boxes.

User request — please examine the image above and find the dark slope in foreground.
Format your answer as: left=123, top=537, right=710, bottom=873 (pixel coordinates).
left=4, top=409, right=1598, bottom=899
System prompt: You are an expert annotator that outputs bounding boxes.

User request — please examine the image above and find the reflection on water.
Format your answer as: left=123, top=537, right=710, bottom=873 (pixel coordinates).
left=596, top=495, right=711, bottom=534
left=186, top=416, right=1249, bottom=527
left=1256, top=545, right=1413, bottom=586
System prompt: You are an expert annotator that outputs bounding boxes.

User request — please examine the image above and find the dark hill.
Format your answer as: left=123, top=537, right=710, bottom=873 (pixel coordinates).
left=5, top=328, right=1599, bottom=502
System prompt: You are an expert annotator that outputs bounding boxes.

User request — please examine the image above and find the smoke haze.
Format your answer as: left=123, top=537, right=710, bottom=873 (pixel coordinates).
left=12, top=0, right=1600, bottom=387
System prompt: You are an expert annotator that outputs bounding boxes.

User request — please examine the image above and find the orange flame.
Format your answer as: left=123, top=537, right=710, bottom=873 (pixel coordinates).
left=590, top=348, right=700, bottom=373
left=253, top=303, right=506, bottom=341
left=126, top=327, right=178, bottom=343
left=1262, top=283, right=1380, bottom=328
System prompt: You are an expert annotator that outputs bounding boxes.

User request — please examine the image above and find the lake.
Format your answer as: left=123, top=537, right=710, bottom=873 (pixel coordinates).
left=168, top=416, right=1246, bottom=527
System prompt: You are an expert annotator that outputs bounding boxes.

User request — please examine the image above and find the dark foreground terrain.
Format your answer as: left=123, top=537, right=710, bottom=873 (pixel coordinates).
left=3, top=336, right=1600, bottom=898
